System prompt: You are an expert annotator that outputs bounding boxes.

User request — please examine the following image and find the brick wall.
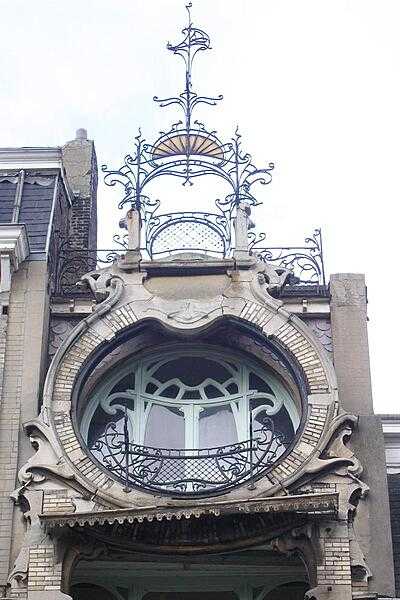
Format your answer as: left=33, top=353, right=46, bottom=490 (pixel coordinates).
left=62, top=134, right=98, bottom=251
left=317, top=537, right=352, bottom=586
left=69, top=196, right=92, bottom=250
left=42, top=491, right=75, bottom=514
left=28, top=545, right=62, bottom=593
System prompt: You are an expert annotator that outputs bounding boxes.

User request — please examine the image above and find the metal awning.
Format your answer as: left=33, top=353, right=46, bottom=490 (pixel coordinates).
left=40, top=492, right=338, bottom=530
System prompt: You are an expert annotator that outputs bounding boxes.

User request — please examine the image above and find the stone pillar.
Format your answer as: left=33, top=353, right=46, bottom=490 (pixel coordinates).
left=330, top=273, right=395, bottom=596
left=0, top=262, right=50, bottom=591
left=233, top=202, right=251, bottom=261
left=330, top=273, right=372, bottom=416
left=119, top=208, right=142, bottom=270
left=273, top=521, right=353, bottom=600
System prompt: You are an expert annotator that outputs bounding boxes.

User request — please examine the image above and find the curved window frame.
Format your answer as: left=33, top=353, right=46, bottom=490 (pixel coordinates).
left=80, top=344, right=300, bottom=450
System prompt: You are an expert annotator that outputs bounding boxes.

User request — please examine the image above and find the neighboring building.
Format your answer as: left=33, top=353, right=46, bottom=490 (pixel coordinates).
left=381, top=416, right=400, bottom=594
left=0, top=7, right=397, bottom=600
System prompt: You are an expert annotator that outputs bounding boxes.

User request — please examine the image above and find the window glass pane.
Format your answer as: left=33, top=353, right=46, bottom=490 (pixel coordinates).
left=199, top=405, right=237, bottom=448
left=270, top=405, right=295, bottom=440
left=161, top=384, right=180, bottom=399
left=146, top=382, right=157, bottom=394
left=226, top=382, right=238, bottom=395
left=153, top=357, right=232, bottom=386
left=249, top=372, right=273, bottom=394
left=145, top=404, right=185, bottom=448
left=111, top=372, right=135, bottom=394
left=182, top=390, right=201, bottom=399
left=88, top=406, right=128, bottom=448
left=204, top=384, right=222, bottom=399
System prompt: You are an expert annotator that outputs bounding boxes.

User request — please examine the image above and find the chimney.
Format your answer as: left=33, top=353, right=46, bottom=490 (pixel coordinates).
left=62, top=129, right=98, bottom=249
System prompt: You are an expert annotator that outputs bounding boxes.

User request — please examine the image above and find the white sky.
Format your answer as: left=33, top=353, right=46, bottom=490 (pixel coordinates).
left=1, top=0, right=399, bottom=413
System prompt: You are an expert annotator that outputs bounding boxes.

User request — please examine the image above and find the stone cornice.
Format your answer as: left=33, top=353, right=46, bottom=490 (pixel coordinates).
left=0, top=147, right=62, bottom=169
left=0, top=224, right=29, bottom=267
left=0, top=224, right=29, bottom=293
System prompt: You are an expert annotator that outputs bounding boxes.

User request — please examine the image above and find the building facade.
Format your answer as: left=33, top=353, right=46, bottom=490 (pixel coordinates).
left=0, top=8, right=397, bottom=600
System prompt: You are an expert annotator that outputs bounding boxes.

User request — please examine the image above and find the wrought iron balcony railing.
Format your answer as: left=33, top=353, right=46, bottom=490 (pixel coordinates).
left=145, top=211, right=231, bottom=259
left=51, top=243, right=126, bottom=297
left=250, top=229, right=326, bottom=287
left=51, top=228, right=326, bottom=298
left=90, top=416, right=287, bottom=496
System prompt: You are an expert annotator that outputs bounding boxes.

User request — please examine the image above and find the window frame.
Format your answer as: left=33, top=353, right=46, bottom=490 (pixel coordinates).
left=80, top=344, right=300, bottom=451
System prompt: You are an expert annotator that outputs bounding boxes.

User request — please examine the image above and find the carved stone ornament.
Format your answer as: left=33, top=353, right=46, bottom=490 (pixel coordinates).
left=17, top=258, right=364, bottom=517
left=166, top=300, right=212, bottom=323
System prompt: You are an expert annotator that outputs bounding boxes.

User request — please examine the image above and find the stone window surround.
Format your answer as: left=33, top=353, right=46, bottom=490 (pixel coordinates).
left=43, top=291, right=341, bottom=507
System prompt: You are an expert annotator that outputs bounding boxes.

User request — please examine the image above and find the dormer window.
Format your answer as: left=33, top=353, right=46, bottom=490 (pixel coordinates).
left=79, top=345, right=300, bottom=496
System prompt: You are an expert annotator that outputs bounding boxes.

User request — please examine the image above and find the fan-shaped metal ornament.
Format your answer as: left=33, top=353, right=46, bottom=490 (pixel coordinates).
left=152, top=131, right=224, bottom=160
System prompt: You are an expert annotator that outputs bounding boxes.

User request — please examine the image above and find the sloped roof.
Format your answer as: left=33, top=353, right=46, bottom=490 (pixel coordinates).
left=0, top=148, right=72, bottom=254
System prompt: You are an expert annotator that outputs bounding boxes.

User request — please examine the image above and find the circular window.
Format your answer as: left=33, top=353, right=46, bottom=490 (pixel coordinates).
left=79, top=345, right=300, bottom=495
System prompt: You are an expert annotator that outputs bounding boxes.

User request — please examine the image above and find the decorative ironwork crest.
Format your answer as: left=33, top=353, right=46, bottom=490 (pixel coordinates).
left=51, top=5, right=328, bottom=295
left=102, top=3, right=274, bottom=258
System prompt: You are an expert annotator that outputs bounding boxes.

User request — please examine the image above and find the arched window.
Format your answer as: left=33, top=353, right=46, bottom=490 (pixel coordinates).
left=80, top=345, right=300, bottom=495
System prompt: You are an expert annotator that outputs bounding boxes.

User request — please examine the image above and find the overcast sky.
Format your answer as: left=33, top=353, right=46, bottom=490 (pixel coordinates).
left=1, top=0, right=399, bottom=412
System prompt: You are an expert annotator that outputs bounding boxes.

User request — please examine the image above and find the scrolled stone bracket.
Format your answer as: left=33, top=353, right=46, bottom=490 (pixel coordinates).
left=254, top=258, right=293, bottom=297
left=78, top=270, right=124, bottom=304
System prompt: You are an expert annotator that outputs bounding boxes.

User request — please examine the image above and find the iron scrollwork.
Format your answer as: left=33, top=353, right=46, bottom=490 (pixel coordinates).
left=53, top=238, right=126, bottom=297
left=250, top=228, right=326, bottom=286
left=91, top=414, right=287, bottom=496
left=54, top=6, right=328, bottom=292
left=51, top=228, right=326, bottom=296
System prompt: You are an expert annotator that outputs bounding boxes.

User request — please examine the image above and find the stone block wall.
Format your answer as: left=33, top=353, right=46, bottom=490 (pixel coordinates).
left=330, top=273, right=395, bottom=596
left=0, top=263, right=49, bottom=594
left=0, top=297, right=24, bottom=592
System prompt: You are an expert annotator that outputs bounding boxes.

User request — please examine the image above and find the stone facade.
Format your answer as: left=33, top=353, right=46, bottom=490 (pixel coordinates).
left=0, top=141, right=396, bottom=600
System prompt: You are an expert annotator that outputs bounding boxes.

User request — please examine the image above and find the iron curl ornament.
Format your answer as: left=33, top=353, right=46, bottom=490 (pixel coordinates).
left=101, top=3, right=274, bottom=258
